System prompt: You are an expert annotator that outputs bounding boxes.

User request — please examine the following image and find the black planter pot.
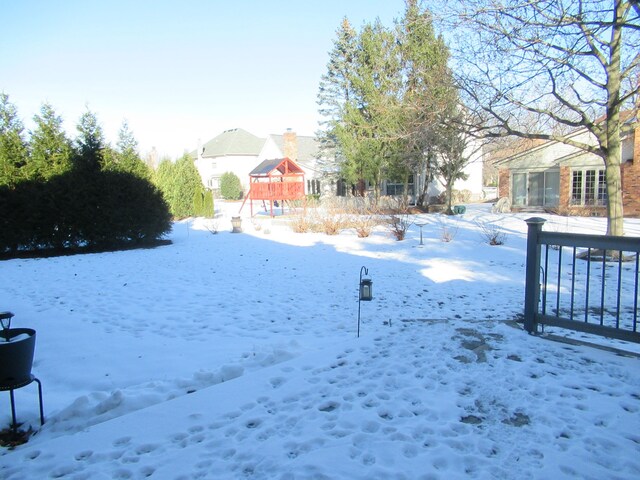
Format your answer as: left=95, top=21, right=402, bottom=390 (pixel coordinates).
left=0, top=328, right=36, bottom=387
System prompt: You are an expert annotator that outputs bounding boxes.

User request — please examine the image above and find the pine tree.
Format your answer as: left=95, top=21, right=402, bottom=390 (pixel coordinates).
left=153, top=158, right=175, bottom=214
left=74, top=109, right=106, bottom=171
left=172, top=153, right=202, bottom=217
left=105, top=120, right=150, bottom=179
left=396, top=1, right=457, bottom=207
left=202, top=189, right=214, bottom=218
left=27, top=103, right=72, bottom=181
left=316, top=18, right=358, bottom=182
left=0, top=93, right=28, bottom=187
left=318, top=3, right=457, bottom=206
left=335, top=19, right=403, bottom=200
left=153, top=155, right=203, bottom=218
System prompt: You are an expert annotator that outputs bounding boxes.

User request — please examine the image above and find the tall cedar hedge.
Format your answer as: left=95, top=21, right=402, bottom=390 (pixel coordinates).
left=0, top=167, right=172, bottom=255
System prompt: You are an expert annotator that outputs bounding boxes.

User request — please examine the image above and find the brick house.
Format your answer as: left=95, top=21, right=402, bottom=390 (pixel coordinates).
left=495, top=124, right=640, bottom=217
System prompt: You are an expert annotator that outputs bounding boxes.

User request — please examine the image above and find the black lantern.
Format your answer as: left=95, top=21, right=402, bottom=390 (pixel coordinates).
left=359, top=277, right=373, bottom=301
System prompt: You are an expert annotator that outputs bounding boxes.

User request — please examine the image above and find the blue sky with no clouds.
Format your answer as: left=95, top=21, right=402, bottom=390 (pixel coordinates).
left=2, top=0, right=407, bottom=158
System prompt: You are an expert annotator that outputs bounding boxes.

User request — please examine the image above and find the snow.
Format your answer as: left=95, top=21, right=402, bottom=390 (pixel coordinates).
left=0, top=203, right=639, bottom=479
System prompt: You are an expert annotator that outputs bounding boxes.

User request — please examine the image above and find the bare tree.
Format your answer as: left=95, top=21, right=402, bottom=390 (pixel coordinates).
left=436, top=118, right=486, bottom=214
left=438, top=0, right=640, bottom=235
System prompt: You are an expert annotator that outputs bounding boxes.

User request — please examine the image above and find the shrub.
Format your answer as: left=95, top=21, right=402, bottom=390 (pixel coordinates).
left=348, top=215, right=378, bottom=238
left=0, top=168, right=172, bottom=255
left=220, top=172, right=243, bottom=200
left=476, top=220, right=507, bottom=246
left=436, top=215, right=458, bottom=243
left=387, top=214, right=412, bottom=241
left=384, top=197, right=412, bottom=241
left=319, top=215, right=345, bottom=235
left=290, top=214, right=315, bottom=233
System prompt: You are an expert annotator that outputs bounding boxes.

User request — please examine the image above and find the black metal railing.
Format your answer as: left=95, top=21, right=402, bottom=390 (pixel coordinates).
left=524, top=217, right=640, bottom=343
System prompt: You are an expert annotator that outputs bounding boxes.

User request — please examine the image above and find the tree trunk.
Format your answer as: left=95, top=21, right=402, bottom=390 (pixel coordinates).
left=445, top=180, right=454, bottom=215
left=604, top=0, right=625, bottom=236
left=604, top=150, right=624, bottom=236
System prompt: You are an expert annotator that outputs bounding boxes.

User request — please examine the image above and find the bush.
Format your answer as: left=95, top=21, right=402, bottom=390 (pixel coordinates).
left=0, top=168, right=172, bottom=256
left=476, top=219, right=507, bottom=246
left=290, top=214, right=315, bottom=233
left=387, top=214, right=412, bottom=241
left=220, top=172, right=243, bottom=200
left=319, top=215, right=345, bottom=235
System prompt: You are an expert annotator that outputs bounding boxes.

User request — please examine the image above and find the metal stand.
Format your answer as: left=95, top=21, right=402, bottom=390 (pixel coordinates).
left=358, top=266, right=372, bottom=338
left=0, top=313, right=45, bottom=431
left=415, top=223, right=426, bottom=246
left=1, top=375, right=45, bottom=431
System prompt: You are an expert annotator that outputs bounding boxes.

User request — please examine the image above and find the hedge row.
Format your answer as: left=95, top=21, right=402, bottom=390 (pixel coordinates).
left=0, top=168, right=172, bottom=255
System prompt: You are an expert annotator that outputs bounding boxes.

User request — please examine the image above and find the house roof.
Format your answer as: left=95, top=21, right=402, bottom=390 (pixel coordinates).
left=493, top=110, right=638, bottom=167
left=268, top=134, right=319, bottom=163
left=250, top=158, right=305, bottom=177
left=200, top=128, right=265, bottom=158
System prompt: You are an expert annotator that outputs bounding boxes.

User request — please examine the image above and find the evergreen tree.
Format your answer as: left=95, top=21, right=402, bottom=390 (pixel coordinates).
left=318, top=3, right=456, bottom=204
left=202, top=189, right=214, bottom=218
left=172, top=153, right=202, bottom=217
left=27, top=103, right=72, bottom=181
left=105, top=120, right=150, bottom=179
left=316, top=18, right=358, bottom=184
left=397, top=0, right=457, bottom=207
left=0, top=93, right=28, bottom=187
left=153, top=158, right=177, bottom=213
left=219, top=172, right=243, bottom=200
left=153, top=155, right=203, bottom=218
left=74, top=109, right=106, bottom=171
left=336, top=19, right=403, bottom=201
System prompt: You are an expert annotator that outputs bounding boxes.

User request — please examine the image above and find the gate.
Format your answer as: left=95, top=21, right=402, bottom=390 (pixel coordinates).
left=524, top=218, right=640, bottom=343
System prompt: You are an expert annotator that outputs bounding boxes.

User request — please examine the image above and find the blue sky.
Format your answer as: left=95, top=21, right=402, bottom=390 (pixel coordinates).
left=2, top=0, right=407, bottom=159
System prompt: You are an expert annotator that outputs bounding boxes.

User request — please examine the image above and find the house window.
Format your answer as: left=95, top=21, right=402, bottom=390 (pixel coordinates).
left=597, top=170, right=607, bottom=204
left=386, top=175, right=415, bottom=196
left=208, top=176, right=220, bottom=189
left=512, top=173, right=527, bottom=206
left=571, top=171, right=583, bottom=204
left=307, top=179, right=321, bottom=195
left=512, top=171, right=558, bottom=207
left=544, top=171, right=560, bottom=206
left=571, top=168, right=606, bottom=206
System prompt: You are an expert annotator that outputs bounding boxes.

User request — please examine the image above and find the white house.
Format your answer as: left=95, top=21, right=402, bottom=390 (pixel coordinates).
left=193, top=128, right=323, bottom=197
left=193, top=127, right=485, bottom=204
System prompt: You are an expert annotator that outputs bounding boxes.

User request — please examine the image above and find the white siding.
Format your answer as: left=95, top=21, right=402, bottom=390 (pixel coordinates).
left=195, top=154, right=260, bottom=192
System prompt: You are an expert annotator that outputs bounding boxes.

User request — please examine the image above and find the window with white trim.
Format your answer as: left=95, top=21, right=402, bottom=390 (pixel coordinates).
left=208, top=176, right=220, bottom=189
left=571, top=168, right=606, bottom=206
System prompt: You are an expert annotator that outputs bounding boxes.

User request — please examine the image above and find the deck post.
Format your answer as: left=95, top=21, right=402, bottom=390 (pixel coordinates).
left=524, top=217, right=546, bottom=334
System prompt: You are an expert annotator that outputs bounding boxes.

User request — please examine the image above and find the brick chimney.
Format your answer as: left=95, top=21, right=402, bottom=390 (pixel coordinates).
left=283, top=128, right=297, bottom=161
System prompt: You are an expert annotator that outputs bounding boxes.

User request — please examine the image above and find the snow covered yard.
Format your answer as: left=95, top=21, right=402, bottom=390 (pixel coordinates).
left=0, top=205, right=638, bottom=479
